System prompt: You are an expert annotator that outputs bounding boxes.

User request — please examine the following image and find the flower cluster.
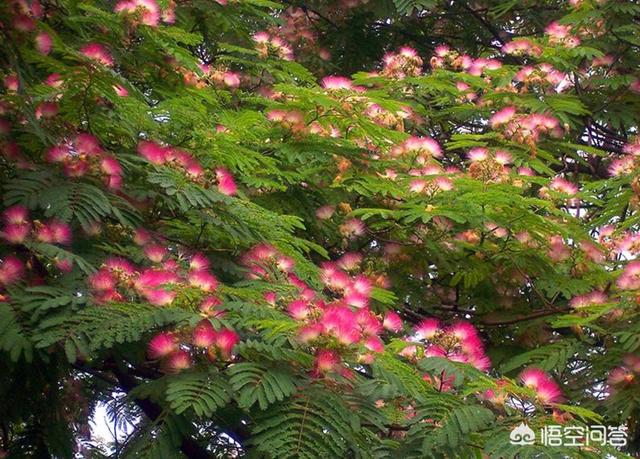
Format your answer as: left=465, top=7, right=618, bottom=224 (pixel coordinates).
left=607, top=355, right=640, bottom=393
left=147, top=322, right=239, bottom=372
left=502, top=38, right=543, bottom=57
left=47, top=133, right=123, bottom=190
left=490, top=107, right=563, bottom=144
left=514, top=64, right=570, bottom=91
left=88, top=236, right=220, bottom=307
left=137, top=140, right=237, bottom=195
left=519, top=367, right=563, bottom=404
left=252, top=31, right=294, bottom=61
left=381, top=47, right=423, bottom=79
left=80, top=43, right=114, bottom=66
left=545, top=21, right=580, bottom=48
left=241, top=245, right=405, bottom=377
left=400, top=319, right=491, bottom=373
left=466, top=147, right=512, bottom=183
left=6, top=0, right=52, bottom=55
left=609, top=137, right=640, bottom=177
left=1, top=205, right=72, bottom=247
left=430, top=45, right=502, bottom=76
left=114, top=0, right=174, bottom=27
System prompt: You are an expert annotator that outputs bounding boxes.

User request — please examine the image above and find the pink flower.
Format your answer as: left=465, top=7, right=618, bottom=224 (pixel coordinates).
left=520, top=367, right=562, bottom=404
left=403, top=136, right=442, bottom=158
left=76, top=133, right=102, bottom=156
left=287, top=299, right=310, bottom=320
left=3, top=206, right=29, bottom=225
left=214, top=328, right=239, bottom=357
left=89, top=270, right=117, bottom=291
left=189, top=253, right=210, bottom=271
left=148, top=332, right=177, bottom=358
left=364, top=336, right=384, bottom=353
left=216, top=168, right=237, bottom=196
left=337, top=252, right=362, bottom=270
left=2, top=223, right=30, bottom=244
left=35, top=101, right=58, bottom=119
left=415, top=318, right=440, bottom=340
left=223, top=71, right=241, bottom=88
left=617, top=261, right=640, bottom=290
left=80, top=43, right=114, bottom=66
left=314, top=349, right=340, bottom=374
left=50, top=221, right=72, bottom=245
left=188, top=270, right=218, bottom=292
left=35, top=32, right=52, bottom=55
left=490, top=106, right=516, bottom=127
left=133, top=228, right=151, bottom=245
left=339, top=218, right=365, bottom=238
left=45, top=73, right=63, bottom=88
left=135, top=269, right=179, bottom=289
left=321, top=76, right=353, bottom=90
left=549, top=176, right=578, bottom=195
left=298, top=323, right=324, bottom=343
left=0, top=255, right=25, bottom=285
left=316, top=205, right=335, bottom=220
left=569, top=291, right=608, bottom=308
left=192, top=320, right=216, bottom=347
left=138, top=141, right=167, bottom=164
left=4, top=75, right=19, bottom=92
left=383, top=311, right=403, bottom=332
left=142, top=288, right=176, bottom=306
left=100, top=156, right=122, bottom=176
left=144, top=244, right=167, bottom=263
left=166, top=350, right=191, bottom=372
left=113, top=84, right=129, bottom=96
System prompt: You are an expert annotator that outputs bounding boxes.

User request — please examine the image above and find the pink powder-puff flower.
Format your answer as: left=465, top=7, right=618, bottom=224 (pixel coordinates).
left=188, top=270, right=218, bottom=292
left=520, top=367, right=562, bottom=404
left=189, top=252, right=210, bottom=271
left=4, top=75, right=19, bottom=92
left=339, top=218, right=366, bottom=238
left=165, top=350, right=191, bottom=372
left=89, top=269, right=117, bottom=291
left=321, top=75, right=353, bottom=90
left=316, top=205, right=335, bottom=220
left=383, top=311, right=403, bottom=332
left=100, top=156, right=122, bottom=176
left=35, top=101, right=58, bottom=119
left=569, top=291, right=608, bottom=308
left=344, top=291, right=369, bottom=309
left=415, top=318, right=441, bottom=340
left=223, top=71, right=241, bottom=88
left=137, top=141, right=167, bottom=164
left=0, top=255, right=25, bottom=285
left=3, top=205, right=29, bottom=225
left=192, top=320, right=217, bottom=347
left=490, top=106, right=516, bottom=127
left=314, top=349, right=340, bottom=374
left=287, top=299, right=310, bottom=320
left=216, top=168, right=237, bottom=196
left=80, top=43, right=114, bottom=66
left=142, top=288, right=176, bottom=306
left=113, top=84, right=129, bottom=96
left=337, top=252, right=362, bottom=270
left=617, top=261, right=640, bottom=290
left=214, top=328, right=239, bottom=357
left=549, top=176, right=578, bottom=195
left=364, top=336, right=384, bottom=353
left=298, top=323, right=324, bottom=343
left=403, top=136, right=442, bottom=158
left=2, top=223, right=30, bottom=244
left=135, top=269, right=179, bottom=289
left=133, top=228, right=151, bottom=246
left=144, top=244, right=167, bottom=263
left=35, top=32, right=52, bottom=55
left=148, top=332, right=177, bottom=358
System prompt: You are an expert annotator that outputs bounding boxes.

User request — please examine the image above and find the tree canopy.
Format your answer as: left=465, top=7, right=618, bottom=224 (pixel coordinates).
left=1, top=0, right=640, bottom=457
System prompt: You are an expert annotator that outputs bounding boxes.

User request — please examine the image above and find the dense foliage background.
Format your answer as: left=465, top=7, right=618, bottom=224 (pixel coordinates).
left=1, top=0, right=640, bottom=457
